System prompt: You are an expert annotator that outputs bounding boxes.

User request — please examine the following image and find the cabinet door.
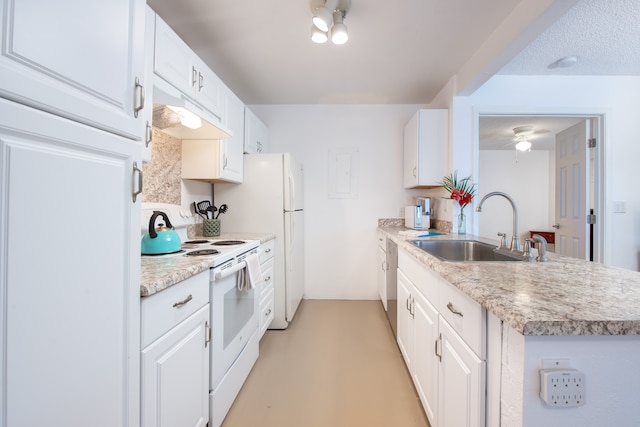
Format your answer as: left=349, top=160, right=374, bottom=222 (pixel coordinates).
left=0, top=0, right=146, bottom=140
left=244, top=107, right=268, bottom=154
left=396, top=270, right=413, bottom=369
left=220, top=87, right=244, bottom=182
left=403, top=109, right=448, bottom=188
left=412, top=290, right=439, bottom=427
left=142, top=5, right=155, bottom=161
left=403, top=111, right=420, bottom=188
left=0, top=99, right=141, bottom=427
left=154, top=14, right=196, bottom=97
left=142, top=305, right=210, bottom=427
left=193, top=57, right=223, bottom=122
left=438, top=319, right=486, bottom=427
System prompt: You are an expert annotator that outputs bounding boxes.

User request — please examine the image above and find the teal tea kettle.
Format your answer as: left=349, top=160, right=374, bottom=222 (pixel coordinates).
left=141, top=211, right=182, bottom=255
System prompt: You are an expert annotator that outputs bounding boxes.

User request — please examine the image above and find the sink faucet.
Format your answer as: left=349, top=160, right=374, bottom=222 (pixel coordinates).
left=531, top=234, right=549, bottom=262
left=476, top=191, right=520, bottom=252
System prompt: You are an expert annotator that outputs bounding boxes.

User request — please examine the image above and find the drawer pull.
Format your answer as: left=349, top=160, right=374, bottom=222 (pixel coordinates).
left=172, top=294, right=193, bottom=308
left=265, top=309, right=272, bottom=316
left=446, top=302, right=464, bottom=317
left=264, top=248, right=272, bottom=253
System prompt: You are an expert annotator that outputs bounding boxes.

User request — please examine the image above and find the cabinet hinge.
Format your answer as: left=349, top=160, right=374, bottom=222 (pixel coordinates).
left=587, top=214, right=596, bottom=225
left=587, top=138, right=596, bottom=148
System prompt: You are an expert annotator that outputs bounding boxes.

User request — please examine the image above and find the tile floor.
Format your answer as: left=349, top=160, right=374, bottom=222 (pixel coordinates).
left=222, top=299, right=430, bottom=427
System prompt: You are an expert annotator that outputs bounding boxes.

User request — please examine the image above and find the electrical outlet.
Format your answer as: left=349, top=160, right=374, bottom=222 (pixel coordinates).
left=540, top=369, right=586, bottom=407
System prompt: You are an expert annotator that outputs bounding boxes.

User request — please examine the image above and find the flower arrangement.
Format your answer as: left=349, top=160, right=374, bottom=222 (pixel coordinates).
left=440, top=171, right=476, bottom=234
left=440, top=171, right=477, bottom=211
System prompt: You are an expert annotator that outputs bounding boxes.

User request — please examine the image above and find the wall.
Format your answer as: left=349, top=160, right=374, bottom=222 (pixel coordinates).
left=478, top=149, right=554, bottom=245
left=451, top=75, right=640, bottom=271
left=249, top=104, right=433, bottom=299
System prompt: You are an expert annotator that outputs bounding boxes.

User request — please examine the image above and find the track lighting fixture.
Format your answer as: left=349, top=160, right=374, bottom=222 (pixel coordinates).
left=310, top=0, right=351, bottom=45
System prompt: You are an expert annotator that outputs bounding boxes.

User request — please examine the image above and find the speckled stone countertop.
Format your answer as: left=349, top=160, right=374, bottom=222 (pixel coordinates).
left=140, top=233, right=276, bottom=298
left=379, top=225, right=640, bottom=336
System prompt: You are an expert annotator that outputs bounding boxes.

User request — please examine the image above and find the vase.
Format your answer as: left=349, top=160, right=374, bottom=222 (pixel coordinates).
left=457, top=212, right=466, bottom=235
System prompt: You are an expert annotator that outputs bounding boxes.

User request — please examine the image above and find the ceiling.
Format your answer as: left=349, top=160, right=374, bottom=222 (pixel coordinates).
left=147, top=0, right=640, bottom=142
left=479, top=116, right=586, bottom=151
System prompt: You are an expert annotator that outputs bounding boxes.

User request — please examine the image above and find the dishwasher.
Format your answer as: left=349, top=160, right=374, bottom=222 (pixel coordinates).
left=385, top=239, right=398, bottom=337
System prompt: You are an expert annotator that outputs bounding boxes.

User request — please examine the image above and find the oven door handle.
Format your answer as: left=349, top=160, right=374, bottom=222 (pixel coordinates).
left=213, top=260, right=247, bottom=281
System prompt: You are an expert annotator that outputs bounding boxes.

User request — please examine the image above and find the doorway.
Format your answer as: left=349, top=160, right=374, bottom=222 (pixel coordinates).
left=476, top=114, right=603, bottom=262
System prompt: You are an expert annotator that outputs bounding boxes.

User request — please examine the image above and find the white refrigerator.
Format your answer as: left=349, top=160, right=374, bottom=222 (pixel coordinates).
left=215, top=153, right=305, bottom=329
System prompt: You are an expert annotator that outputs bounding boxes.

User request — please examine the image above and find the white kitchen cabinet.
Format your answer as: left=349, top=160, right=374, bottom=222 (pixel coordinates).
left=153, top=14, right=223, bottom=123
left=142, top=5, right=155, bottom=161
left=438, top=318, right=485, bottom=427
left=398, top=249, right=486, bottom=427
left=0, top=0, right=147, bottom=141
left=181, top=85, right=245, bottom=183
left=244, top=106, right=269, bottom=154
left=141, top=271, right=210, bottom=427
left=0, top=98, right=141, bottom=427
left=258, top=239, right=276, bottom=338
left=403, top=109, right=448, bottom=188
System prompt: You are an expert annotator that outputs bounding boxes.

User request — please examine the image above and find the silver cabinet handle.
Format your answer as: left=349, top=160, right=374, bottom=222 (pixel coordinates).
left=205, top=321, right=211, bottom=348
left=446, top=302, right=464, bottom=317
left=192, top=66, right=198, bottom=87
left=198, top=72, right=204, bottom=91
left=435, top=333, right=442, bottom=362
left=264, top=248, right=272, bottom=253
left=413, top=166, right=417, bottom=178
left=223, top=154, right=228, bottom=169
left=145, top=121, right=152, bottom=147
left=265, top=276, right=271, bottom=281
left=133, top=77, right=145, bottom=118
left=265, top=308, right=272, bottom=316
left=132, top=161, right=143, bottom=202
left=172, top=294, right=193, bottom=308
left=552, top=224, right=560, bottom=229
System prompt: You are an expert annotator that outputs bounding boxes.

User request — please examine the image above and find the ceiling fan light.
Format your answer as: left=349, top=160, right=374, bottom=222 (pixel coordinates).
left=330, top=11, right=348, bottom=44
left=515, top=140, right=531, bottom=152
left=311, top=23, right=328, bottom=43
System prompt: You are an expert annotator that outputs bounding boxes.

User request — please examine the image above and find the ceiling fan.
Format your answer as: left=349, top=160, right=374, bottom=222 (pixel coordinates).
left=505, top=125, right=551, bottom=151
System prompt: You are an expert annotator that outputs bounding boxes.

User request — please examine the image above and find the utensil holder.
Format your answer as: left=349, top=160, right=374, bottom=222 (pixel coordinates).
left=203, top=219, right=220, bottom=237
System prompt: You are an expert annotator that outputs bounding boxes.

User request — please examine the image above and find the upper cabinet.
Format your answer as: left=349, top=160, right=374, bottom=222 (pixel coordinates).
left=153, top=14, right=224, bottom=125
left=181, top=85, right=244, bottom=183
left=0, top=0, right=147, bottom=141
left=403, top=109, right=448, bottom=188
left=244, top=107, right=269, bottom=154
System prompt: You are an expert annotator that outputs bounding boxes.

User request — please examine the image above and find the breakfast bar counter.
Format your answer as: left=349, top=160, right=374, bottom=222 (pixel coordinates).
left=378, top=225, right=640, bottom=336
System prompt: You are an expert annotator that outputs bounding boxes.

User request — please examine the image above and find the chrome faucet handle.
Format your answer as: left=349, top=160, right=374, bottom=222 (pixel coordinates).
left=522, top=238, right=534, bottom=261
left=510, top=235, right=521, bottom=252
left=497, top=232, right=508, bottom=248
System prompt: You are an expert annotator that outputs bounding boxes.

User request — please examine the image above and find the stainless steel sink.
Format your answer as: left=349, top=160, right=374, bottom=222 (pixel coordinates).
left=409, top=239, right=524, bottom=262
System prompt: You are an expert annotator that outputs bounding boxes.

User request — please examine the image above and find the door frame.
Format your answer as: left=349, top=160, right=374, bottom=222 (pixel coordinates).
left=472, top=107, right=608, bottom=264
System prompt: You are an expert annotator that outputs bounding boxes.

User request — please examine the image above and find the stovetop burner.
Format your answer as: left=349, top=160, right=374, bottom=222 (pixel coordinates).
left=211, top=240, right=245, bottom=246
left=184, top=239, right=210, bottom=244
left=185, top=249, right=221, bottom=257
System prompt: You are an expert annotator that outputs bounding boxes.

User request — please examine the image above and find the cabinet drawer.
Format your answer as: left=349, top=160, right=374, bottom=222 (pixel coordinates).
left=259, top=257, right=274, bottom=299
left=438, top=279, right=485, bottom=358
left=259, top=287, right=275, bottom=336
left=399, top=250, right=439, bottom=306
left=259, top=239, right=275, bottom=264
left=141, top=271, right=209, bottom=348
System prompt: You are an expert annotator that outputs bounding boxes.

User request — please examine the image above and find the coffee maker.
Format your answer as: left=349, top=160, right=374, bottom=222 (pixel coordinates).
left=405, top=197, right=431, bottom=230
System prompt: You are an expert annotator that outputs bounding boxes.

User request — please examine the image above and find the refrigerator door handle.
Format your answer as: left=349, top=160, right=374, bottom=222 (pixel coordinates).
left=288, top=169, right=295, bottom=212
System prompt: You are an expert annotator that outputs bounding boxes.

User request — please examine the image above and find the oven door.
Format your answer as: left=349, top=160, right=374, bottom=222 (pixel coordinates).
left=210, top=260, right=258, bottom=389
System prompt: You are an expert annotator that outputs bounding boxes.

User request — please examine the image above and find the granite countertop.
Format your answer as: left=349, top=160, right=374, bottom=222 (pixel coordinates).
left=379, top=225, right=640, bottom=337
left=140, top=233, right=276, bottom=298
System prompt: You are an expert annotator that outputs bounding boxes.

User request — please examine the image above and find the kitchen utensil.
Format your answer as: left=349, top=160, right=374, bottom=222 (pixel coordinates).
left=194, top=201, right=208, bottom=220
left=215, top=204, right=227, bottom=219
left=141, top=211, right=182, bottom=255
left=197, top=200, right=212, bottom=219
left=207, top=205, right=217, bottom=219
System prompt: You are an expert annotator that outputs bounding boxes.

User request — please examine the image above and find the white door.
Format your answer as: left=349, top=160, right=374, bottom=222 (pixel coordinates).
left=0, top=99, right=141, bottom=426
left=555, top=120, right=589, bottom=259
left=0, top=0, right=147, bottom=140
left=438, top=319, right=485, bottom=427
left=412, top=290, right=439, bottom=427
left=396, top=270, right=413, bottom=368
left=142, top=305, right=210, bottom=427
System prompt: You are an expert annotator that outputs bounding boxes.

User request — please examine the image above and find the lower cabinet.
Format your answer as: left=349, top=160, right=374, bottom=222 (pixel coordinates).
left=377, top=232, right=388, bottom=309
left=398, top=249, right=486, bottom=427
left=141, top=271, right=210, bottom=427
